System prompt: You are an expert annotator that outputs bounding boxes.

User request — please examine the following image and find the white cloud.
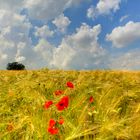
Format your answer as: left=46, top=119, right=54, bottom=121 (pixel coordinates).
left=50, top=23, right=108, bottom=69
left=24, top=0, right=84, bottom=21
left=0, top=10, right=31, bottom=44
left=1, top=0, right=108, bottom=70
left=109, top=49, right=140, bottom=70
left=0, top=51, right=8, bottom=60
left=87, top=6, right=97, bottom=19
left=15, top=56, right=26, bottom=62
left=120, top=15, right=129, bottom=22
left=34, top=39, right=54, bottom=61
left=97, top=0, right=121, bottom=15
left=87, top=0, right=121, bottom=19
left=15, top=42, right=26, bottom=62
left=0, top=15, right=108, bottom=70
left=35, top=25, right=54, bottom=38
left=106, top=21, right=140, bottom=48
left=30, top=39, right=55, bottom=69
left=65, top=23, right=101, bottom=50
left=0, top=0, right=85, bottom=21
left=50, top=41, right=76, bottom=69
left=52, top=14, right=71, bottom=33
left=0, top=0, right=24, bottom=12
left=1, top=0, right=139, bottom=70
left=0, top=10, right=34, bottom=69
left=0, top=10, right=28, bottom=28
left=0, top=0, right=87, bottom=69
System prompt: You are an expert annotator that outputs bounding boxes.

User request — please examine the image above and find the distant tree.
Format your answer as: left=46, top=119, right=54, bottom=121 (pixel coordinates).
left=6, top=62, right=26, bottom=70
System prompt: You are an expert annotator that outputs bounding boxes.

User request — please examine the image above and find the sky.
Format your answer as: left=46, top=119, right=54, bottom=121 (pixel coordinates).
left=0, top=0, right=140, bottom=70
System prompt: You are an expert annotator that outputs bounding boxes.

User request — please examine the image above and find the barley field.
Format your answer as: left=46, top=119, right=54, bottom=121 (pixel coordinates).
left=0, top=70, right=140, bottom=140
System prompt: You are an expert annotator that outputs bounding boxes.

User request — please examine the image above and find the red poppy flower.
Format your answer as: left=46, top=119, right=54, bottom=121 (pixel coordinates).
left=56, top=96, right=69, bottom=111
left=89, top=96, right=94, bottom=103
left=58, top=118, right=64, bottom=125
left=54, top=90, right=64, bottom=96
left=44, top=101, right=53, bottom=109
left=66, top=81, right=74, bottom=88
left=48, top=119, right=59, bottom=135
left=49, top=119, right=56, bottom=127
left=48, top=127, right=59, bottom=135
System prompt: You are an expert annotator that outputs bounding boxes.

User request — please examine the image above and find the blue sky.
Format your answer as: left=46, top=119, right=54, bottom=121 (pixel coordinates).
left=0, top=0, right=140, bottom=70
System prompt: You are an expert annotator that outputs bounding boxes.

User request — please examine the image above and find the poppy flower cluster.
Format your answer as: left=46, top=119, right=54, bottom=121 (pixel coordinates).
left=47, top=119, right=59, bottom=135
left=47, top=117, right=65, bottom=135
left=44, top=81, right=95, bottom=136
left=44, top=81, right=74, bottom=135
left=43, top=96, right=69, bottom=111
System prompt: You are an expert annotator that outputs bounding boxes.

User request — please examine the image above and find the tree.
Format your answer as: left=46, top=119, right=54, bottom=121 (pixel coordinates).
left=6, top=62, right=26, bottom=70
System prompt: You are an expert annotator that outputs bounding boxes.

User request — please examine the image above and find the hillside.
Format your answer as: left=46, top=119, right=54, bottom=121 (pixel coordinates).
left=0, top=70, right=140, bottom=140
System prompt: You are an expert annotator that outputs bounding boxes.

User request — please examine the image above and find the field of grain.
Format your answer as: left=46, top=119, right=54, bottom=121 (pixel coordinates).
left=0, top=70, right=140, bottom=140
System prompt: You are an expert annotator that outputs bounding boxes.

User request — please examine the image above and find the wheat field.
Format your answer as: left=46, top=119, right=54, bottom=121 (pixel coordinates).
left=0, top=70, right=140, bottom=140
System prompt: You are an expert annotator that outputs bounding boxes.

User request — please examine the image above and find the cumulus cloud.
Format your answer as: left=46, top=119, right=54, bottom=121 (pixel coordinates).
left=50, top=23, right=108, bottom=69
left=0, top=51, right=8, bottom=60
left=34, top=39, right=54, bottom=62
left=52, top=14, right=71, bottom=33
left=87, top=5, right=97, bottom=19
left=0, top=0, right=107, bottom=70
left=0, top=0, right=85, bottom=21
left=106, top=21, right=140, bottom=48
left=0, top=10, right=28, bottom=28
left=0, top=0, right=88, bottom=70
left=0, top=9, right=42, bottom=70
left=97, top=0, right=121, bottom=15
left=24, top=0, right=84, bottom=21
left=109, top=49, right=140, bottom=70
left=50, top=41, right=76, bottom=69
left=15, top=55, right=26, bottom=62
left=15, top=42, right=26, bottom=62
left=0, top=10, right=31, bottom=44
left=87, top=0, right=121, bottom=19
left=1, top=0, right=139, bottom=70
left=35, top=25, right=54, bottom=38
left=0, top=9, right=108, bottom=70
left=18, top=22, right=107, bottom=70
left=0, top=0, right=24, bottom=12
